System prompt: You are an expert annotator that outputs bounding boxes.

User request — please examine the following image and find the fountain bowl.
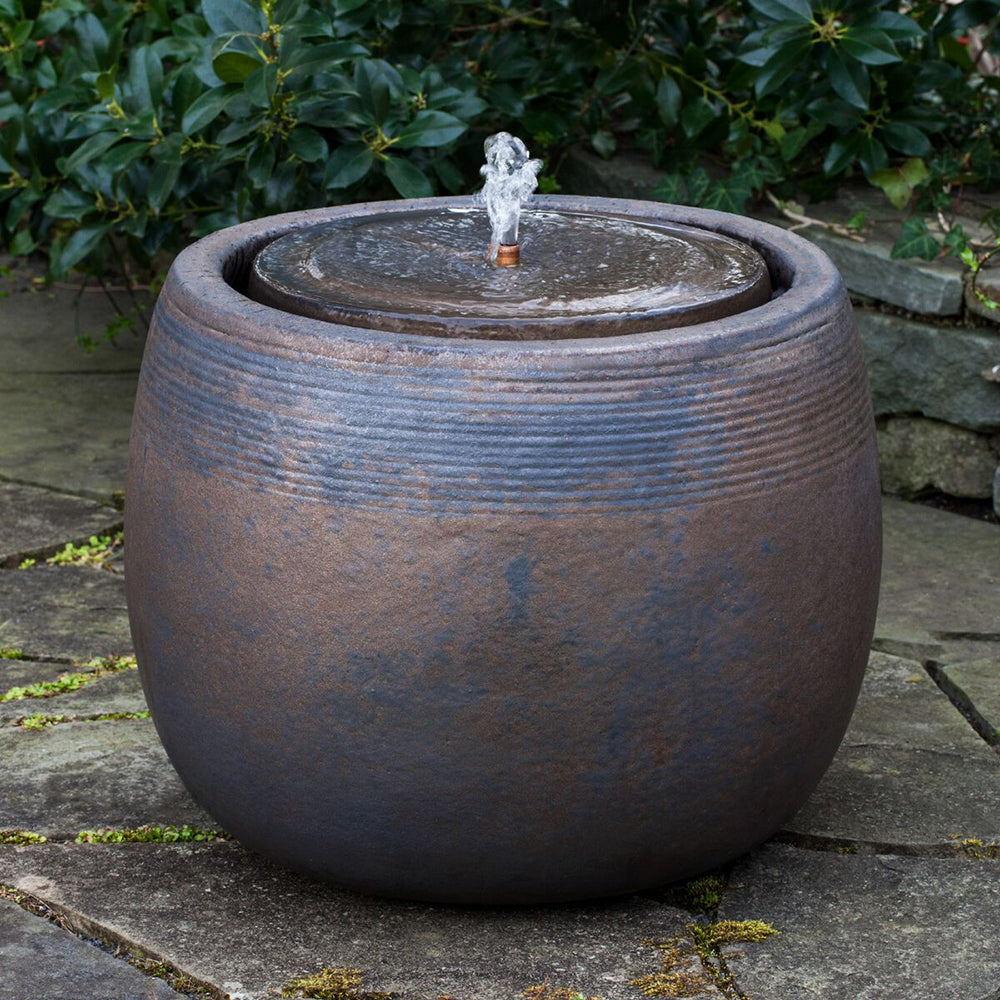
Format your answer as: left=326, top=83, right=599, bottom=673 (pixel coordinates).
left=125, top=194, right=881, bottom=904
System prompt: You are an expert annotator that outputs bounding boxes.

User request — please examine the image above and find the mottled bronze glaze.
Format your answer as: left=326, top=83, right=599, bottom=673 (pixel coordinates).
left=125, top=195, right=881, bottom=905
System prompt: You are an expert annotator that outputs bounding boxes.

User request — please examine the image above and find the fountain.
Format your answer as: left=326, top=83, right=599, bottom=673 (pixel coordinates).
left=124, top=134, right=881, bottom=904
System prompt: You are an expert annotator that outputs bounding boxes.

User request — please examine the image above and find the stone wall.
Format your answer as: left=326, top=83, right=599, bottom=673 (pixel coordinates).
left=560, top=150, right=1000, bottom=514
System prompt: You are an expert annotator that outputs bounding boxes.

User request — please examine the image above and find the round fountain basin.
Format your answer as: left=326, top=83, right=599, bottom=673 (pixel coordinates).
left=125, top=195, right=881, bottom=904
left=248, top=208, right=771, bottom=338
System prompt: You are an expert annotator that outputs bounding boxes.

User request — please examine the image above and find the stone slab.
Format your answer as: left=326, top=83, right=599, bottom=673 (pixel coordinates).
left=876, top=416, right=998, bottom=498
left=784, top=652, right=1000, bottom=848
left=857, top=309, right=1000, bottom=433
left=939, top=653, right=1000, bottom=746
left=0, top=282, right=148, bottom=375
left=0, top=372, right=136, bottom=500
left=0, top=897, right=180, bottom=1000
left=0, top=668, right=146, bottom=724
left=0, top=481, right=121, bottom=568
left=0, top=842, right=697, bottom=1000
left=0, top=565, right=131, bottom=662
left=719, top=843, right=1000, bottom=1000
left=0, top=720, right=213, bottom=836
left=0, top=658, right=68, bottom=690
left=876, top=498, right=1000, bottom=663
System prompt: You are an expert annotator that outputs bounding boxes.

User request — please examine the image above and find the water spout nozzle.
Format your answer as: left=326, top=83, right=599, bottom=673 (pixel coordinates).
left=494, top=243, right=520, bottom=267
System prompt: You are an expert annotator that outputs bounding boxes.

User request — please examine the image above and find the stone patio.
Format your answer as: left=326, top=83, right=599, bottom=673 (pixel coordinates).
left=1, top=274, right=998, bottom=1000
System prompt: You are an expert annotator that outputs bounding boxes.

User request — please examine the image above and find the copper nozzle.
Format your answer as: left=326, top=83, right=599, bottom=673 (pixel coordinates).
left=495, top=243, right=520, bottom=267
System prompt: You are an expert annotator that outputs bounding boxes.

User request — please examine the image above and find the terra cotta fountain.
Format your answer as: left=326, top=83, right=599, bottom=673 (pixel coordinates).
left=124, top=134, right=881, bottom=904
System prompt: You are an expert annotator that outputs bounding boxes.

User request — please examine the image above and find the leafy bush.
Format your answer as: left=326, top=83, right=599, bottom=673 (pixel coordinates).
left=0, top=0, right=996, bottom=340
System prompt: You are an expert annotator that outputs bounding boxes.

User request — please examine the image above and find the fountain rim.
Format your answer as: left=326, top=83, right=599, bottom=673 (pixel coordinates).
left=162, top=194, right=846, bottom=366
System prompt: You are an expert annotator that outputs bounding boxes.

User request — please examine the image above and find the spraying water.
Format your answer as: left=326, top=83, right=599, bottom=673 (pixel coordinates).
left=476, top=132, right=543, bottom=264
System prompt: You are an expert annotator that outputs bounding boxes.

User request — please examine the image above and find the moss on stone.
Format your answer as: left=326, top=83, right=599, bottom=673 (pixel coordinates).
left=75, top=825, right=228, bottom=843
left=0, top=830, right=47, bottom=844
left=280, top=968, right=392, bottom=1000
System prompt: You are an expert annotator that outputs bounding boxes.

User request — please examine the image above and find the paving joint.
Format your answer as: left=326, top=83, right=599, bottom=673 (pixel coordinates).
left=925, top=659, right=1000, bottom=751
left=0, top=881, right=219, bottom=998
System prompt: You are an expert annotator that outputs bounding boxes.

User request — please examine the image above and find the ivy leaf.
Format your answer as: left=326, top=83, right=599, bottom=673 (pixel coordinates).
left=383, top=155, right=432, bottom=198
left=652, top=173, right=686, bottom=204
left=323, top=142, right=373, bottom=188
left=392, top=110, right=467, bottom=149
left=868, top=157, right=929, bottom=210
left=891, top=217, right=940, bottom=261
left=687, top=166, right=711, bottom=204
left=746, top=0, right=812, bottom=23
left=701, top=179, right=751, bottom=213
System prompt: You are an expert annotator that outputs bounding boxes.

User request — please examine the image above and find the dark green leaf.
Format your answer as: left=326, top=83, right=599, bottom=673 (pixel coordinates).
left=826, top=48, right=870, bottom=109
left=284, top=41, right=368, bottom=75
left=181, top=86, right=238, bottom=133
left=591, top=130, right=616, bottom=159
left=701, top=180, right=750, bottom=214
left=746, top=0, right=812, bottom=22
left=652, top=173, right=687, bottom=204
left=63, top=132, right=123, bottom=173
left=655, top=75, right=681, bottom=127
left=202, top=0, right=265, bottom=36
left=213, top=51, right=261, bottom=83
left=95, top=71, right=116, bottom=101
left=148, top=158, right=181, bottom=211
left=823, top=133, right=863, bottom=175
left=336, top=0, right=369, bottom=11
left=891, top=217, right=940, bottom=261
left=354, top=59, right=390, bottom=124
left=245, top=63, right=278, bottom=108
left=755, top=38, right=810, bottom=97
left=129, top=47, right=164, bottom=109
left=680, top=97, right=716, bottom=138
left=287, top=125, right=327, bottom=162
left=393, top=110, right=467, bottom=149
left=854, top=11, right=923, bottom=41
left=857, top=135, right=888, bottom=176
left=687, top=166, right=711, bottom=204
left=42, top=187, right=95, bottom=222
left=246, top=140, right=275, bottom=188
left=881, top=122, right=931, bottom=156
left=324, top=142, right=373, bottom=188
left=383, top=155, right=432, bottom=198
left=840, top=28, right=900, bottom=65
left=58, top=222, right=110, bottom=271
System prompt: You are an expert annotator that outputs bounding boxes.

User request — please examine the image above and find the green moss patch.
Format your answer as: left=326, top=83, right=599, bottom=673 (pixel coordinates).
left=280, top=968, right=392, bottom=1000
left=75, top=825, right=228, bottom=843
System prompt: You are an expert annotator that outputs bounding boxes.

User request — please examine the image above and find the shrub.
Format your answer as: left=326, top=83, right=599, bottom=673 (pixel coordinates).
left=0, top=0, right=996, bottom=340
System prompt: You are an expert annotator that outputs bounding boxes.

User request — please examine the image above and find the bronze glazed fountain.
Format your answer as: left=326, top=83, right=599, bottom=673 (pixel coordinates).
left=124, top=135, right=881, bottom=904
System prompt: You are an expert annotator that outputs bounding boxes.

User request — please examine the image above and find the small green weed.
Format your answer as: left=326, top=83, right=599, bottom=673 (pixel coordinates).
left=0, top=648, right=25, bottom=660
left=46, top=531, right=123, bottom=568
left=75, top=824, right=228, bottom=843
left=0, top=830, right=47, bottom=845
left=17, top=557, right=36, bottom=569
left=523, top=985, right=602, bottom=1000
left=125, top=958, right=214, bottom=998
left=15, top=709, right=149, bottom=730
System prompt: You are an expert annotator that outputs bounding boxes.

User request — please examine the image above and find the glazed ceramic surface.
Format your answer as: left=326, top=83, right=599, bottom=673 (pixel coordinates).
left=125, top=195, right=881, bottom=903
